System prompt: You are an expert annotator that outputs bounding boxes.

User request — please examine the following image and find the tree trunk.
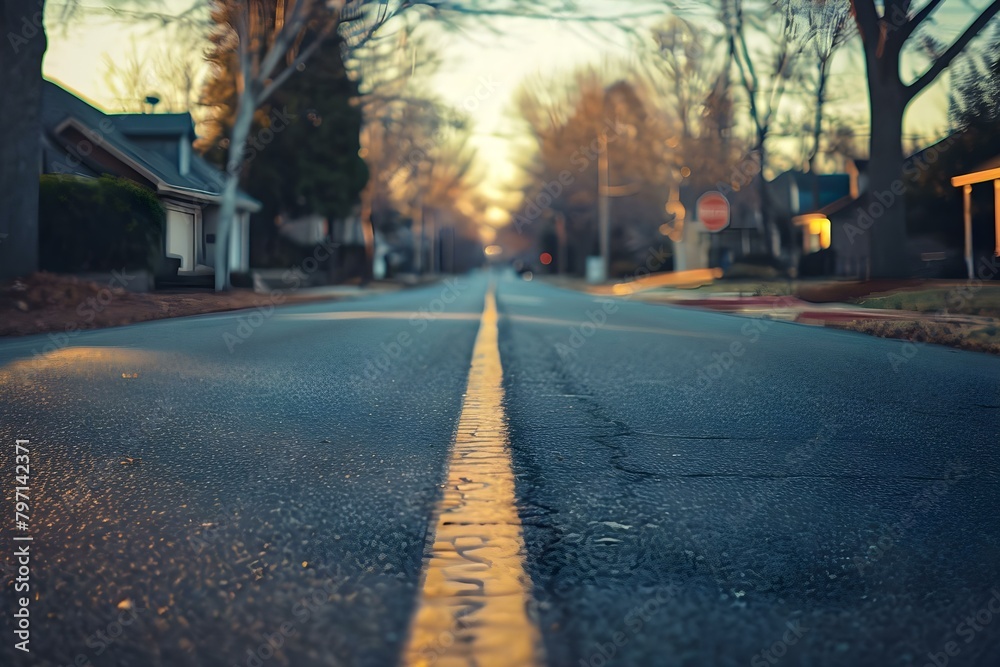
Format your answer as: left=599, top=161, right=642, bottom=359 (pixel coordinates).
left=756, top=130, right=775, bottom=258
left=214, top=93, right=256, bottom=291
left=809, top=62, right=829, bottom=207
left=359, top=179, right=374, bottom=285
left=413, top=199, right=423, bottom=275
left=865, top=78, right=909, bottom=278
left=0, top=1, right=46, bottom=280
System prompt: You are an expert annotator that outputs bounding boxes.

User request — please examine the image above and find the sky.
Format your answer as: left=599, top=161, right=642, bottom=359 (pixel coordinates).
left=42, top=0, right=993, bottom=220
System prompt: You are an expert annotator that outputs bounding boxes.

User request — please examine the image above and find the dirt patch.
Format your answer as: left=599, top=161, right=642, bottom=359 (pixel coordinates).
left=833, top=318, right=1000, bottom=355
left=0, top=272, right=331, bottom=338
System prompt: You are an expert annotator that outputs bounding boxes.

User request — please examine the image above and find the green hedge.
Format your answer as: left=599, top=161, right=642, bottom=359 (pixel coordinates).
left=39, top=174, right=165, bottom=272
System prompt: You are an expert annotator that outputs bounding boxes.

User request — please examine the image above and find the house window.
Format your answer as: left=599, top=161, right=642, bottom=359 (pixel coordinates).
left=799, top=216, right=831, bottom=254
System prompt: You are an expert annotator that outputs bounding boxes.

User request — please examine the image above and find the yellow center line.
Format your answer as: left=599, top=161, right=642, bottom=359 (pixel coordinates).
left=401, top=286, right=544, bottom=667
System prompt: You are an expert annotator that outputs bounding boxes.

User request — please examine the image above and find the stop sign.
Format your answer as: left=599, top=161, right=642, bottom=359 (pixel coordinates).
left=696, top=191, right=731, bottom=232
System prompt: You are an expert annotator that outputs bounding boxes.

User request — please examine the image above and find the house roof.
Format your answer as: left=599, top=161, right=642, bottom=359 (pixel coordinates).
left=41, top=80, right=260, bottom=212
left=770, top=170, right=852, bottom=214
left=817, top=194, right=860, bottom=218
left=107, top=113, right=195, bottom=136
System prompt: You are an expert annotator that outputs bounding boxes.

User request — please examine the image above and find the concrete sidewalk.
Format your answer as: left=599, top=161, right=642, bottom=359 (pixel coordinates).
left=630, top=291, right=993, bottom=327
left=543, top=272, right=1000, bottom=354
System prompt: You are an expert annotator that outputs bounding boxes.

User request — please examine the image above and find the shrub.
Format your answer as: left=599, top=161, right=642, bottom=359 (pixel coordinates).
left=39, top=175, right=165, bottom=272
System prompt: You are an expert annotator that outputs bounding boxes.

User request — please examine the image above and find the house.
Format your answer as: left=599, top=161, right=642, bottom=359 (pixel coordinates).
left=793, top=133, right=990, bottom=279
left=770, top=170, right=854, bottom=221
left=783, top=160, right=873, bottom=278
left=951, top=154, right=1000, bottom=279
left=40, top=80, right=261, bottom=281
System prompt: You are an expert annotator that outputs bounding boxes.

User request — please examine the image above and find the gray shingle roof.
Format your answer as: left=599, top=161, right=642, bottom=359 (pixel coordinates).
left=42, top=80, right=260, bottom=211
left=108, top=113, right=194, bottom=136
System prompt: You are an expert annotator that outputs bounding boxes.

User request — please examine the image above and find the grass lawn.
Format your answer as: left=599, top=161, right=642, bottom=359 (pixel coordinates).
left=852, top=286, right=1000, bottom=318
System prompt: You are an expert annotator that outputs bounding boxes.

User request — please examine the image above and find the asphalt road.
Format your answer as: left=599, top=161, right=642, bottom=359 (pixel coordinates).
left=1, top=269, right=999, bottom=667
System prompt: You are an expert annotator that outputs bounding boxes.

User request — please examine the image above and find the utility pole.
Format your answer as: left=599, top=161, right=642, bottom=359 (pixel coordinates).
left=427, top=211, right=436, bottom=275
left=413, top=197, right=423, bottom=275
left=598, top=143, right=610, bottom=282
left=555, top=211, right=568, bottom=275
left=594, top=123, right=637, bottom=282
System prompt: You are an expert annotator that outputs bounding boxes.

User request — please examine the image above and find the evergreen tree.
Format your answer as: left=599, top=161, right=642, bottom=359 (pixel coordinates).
left=199, top=26, right=368, bottom=268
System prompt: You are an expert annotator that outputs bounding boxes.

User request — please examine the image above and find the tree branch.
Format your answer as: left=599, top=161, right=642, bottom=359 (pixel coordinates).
left=907, top=0, right=1000, bottom=99
left=259, top=16, right=338, bottom=103
left=257, top=0, right=314, bottom=83
left=899, top=0, right=943, bottom=41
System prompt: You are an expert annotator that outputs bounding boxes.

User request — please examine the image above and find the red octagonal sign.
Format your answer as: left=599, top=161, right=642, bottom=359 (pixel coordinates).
left=696, top=191, right=731, bottom=232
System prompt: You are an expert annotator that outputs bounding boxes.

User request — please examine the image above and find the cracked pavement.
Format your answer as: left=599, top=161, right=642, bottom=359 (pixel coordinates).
left=1, top=269, right=999, bottom=666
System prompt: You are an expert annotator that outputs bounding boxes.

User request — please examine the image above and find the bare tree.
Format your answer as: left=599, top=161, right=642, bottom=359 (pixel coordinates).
left=850, top=0, right=1000, bottom=277
left=804, top=0, right=855, bottom=178
left=103, top=32, right=206, bottom=113
left=513, top=65, right=674, bottom=274
left=649, top=16, right=724, bottom=139
left=208, top=0, right=347, bottom=290
left=154, top=30, right=208, bottom=113
left=103, top=39, right=153, bottom=112
left=350, top=13, right=443, bottom=278
left=0, top=0, right=664, bottom=283
left=722, top=0, right=810, bottom=255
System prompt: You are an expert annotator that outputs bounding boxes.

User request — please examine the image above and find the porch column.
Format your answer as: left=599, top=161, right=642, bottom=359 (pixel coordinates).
left=995, top=179, right=1000, bottom=257
left=963, top=184, right=973, bottom=280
